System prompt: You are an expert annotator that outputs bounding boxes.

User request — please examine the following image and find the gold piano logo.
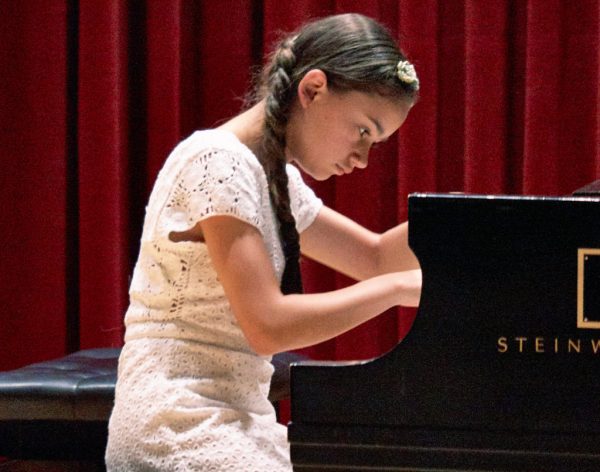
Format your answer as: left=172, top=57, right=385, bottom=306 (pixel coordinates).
left=497, top=248, right=600, bottom=354
left=497, top=336, right=600, bottom=354
left=577, top=248, right=600, bottom=329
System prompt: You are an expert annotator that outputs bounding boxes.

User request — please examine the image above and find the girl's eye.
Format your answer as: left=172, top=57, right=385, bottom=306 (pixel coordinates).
left=359, top=127, right=370, bottom=138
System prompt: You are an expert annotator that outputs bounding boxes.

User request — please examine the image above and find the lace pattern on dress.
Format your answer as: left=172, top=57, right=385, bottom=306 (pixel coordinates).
left=106, top=129, right=323, bottom=472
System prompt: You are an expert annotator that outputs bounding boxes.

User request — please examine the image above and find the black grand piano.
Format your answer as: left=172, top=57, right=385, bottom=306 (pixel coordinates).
left=289, top=187, right=600, bottom=471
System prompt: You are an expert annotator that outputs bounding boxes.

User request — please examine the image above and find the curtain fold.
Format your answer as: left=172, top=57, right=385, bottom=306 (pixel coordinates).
left=464, top=1, right=510, bottom=193
left=1, top=0, right=599, bottom=371
left=523, top=0, right=561, bottom=194
left=77, top=0, right=131, bottom=349
left=0, top=1, right=69, bottom=369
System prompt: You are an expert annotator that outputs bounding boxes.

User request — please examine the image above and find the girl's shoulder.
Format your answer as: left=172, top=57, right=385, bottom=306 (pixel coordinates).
left=152, top=128, right=266, bottom=193
left=174, top=129, right=261, bottom=171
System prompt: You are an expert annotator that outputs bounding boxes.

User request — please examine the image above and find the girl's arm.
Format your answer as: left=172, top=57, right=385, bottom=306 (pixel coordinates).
left=300, top=205, right=420, bottom=281
left=199, top=215, right=421, bottom=356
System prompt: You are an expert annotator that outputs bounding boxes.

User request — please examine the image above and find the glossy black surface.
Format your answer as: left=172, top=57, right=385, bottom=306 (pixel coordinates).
left=289, top=193, right=600, bottom=471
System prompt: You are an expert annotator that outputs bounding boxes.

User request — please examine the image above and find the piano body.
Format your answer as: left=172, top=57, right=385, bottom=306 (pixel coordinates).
left=289, top=191, right=600, bottom=471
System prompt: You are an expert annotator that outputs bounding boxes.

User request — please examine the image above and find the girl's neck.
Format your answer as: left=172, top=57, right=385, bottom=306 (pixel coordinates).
left=218, top=100, right=265, bottom=156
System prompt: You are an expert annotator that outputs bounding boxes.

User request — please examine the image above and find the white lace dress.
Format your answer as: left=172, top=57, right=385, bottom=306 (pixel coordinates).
left=105, top=129, right=322, bottom=471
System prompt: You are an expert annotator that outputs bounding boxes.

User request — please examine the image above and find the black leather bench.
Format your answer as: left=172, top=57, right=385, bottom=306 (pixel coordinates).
left=0, top=348, right=302, bottom=469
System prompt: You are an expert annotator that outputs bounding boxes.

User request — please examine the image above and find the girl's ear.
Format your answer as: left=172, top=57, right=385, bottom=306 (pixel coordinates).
left=297, top=69, right=328, bottom=109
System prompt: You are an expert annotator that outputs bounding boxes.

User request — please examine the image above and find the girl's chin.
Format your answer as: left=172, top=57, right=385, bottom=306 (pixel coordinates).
left=303, top=168, right=333, bottom=181
left=291, top=160, right=330, bottom=181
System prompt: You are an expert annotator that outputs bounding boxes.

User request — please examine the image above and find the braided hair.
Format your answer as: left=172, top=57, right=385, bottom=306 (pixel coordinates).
left=254, top=13, right=419, bottom=294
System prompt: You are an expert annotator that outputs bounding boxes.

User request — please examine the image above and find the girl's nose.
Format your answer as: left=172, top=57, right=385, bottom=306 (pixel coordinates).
left=350, top=151, right=368, bottom=169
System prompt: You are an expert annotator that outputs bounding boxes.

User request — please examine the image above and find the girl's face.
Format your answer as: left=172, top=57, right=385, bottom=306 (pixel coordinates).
left=285, top=70, right=412, bottom=181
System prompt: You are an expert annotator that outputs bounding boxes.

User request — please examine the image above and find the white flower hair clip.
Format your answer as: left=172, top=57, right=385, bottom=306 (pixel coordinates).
left=396, top=60, right=419, bottom=90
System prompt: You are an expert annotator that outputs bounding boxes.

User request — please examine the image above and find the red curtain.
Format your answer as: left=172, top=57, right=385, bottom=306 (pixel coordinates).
left=1, top=0, right=599, bottom=372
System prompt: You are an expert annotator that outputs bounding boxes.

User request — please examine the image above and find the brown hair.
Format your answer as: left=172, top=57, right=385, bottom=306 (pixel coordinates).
left=255, top=13, right=419, bottom=294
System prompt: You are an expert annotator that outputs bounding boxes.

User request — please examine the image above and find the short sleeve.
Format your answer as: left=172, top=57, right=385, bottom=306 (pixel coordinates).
left=165, top=148, right=264, bottom=232
left=286, top=164, right=323, bottom=233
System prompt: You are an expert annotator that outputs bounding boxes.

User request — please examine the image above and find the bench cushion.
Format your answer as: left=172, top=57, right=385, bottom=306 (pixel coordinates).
left=0, top=348, right=120, bottom=422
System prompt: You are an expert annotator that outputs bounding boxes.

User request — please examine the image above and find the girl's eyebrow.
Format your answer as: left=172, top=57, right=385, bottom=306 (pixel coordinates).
left=367, top=115, right=384, bottom=136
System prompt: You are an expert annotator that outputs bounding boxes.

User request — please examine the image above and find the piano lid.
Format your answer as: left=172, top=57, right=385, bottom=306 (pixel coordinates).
left=290, top=193, right=600, bottom=434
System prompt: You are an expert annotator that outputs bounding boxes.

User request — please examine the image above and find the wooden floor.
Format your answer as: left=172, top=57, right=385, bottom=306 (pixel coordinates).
left=0, top=460, right=104, bottom=471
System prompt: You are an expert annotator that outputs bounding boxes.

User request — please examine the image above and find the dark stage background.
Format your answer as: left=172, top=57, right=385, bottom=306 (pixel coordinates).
left=1, top=0, right=599, bottom=374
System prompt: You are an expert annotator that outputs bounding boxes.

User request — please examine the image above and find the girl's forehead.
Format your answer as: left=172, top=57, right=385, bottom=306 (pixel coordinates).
left=332, top=91, right=410, bottom=135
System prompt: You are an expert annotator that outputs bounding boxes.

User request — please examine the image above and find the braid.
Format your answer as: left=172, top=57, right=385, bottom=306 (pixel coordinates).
left=259, top=38, right=303, bottom=295
left=253, top=14, right=420, bottom=294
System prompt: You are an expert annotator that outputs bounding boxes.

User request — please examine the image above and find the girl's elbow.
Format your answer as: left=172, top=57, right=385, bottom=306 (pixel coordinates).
left=232, top=297, right=290, bottom=356
left=245, top=330, right=282, bottom=356
left=238, top=316, right=284, bottom=356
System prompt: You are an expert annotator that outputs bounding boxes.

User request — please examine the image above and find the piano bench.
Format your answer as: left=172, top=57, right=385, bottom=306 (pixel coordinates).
left=0, top=348, right=119, bottom=466
left=0, top=348, right=304, bottom=469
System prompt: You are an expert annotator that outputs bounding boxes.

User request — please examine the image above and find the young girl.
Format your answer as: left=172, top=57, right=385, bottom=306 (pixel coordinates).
left=106, top=12, right=421, bottom=471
